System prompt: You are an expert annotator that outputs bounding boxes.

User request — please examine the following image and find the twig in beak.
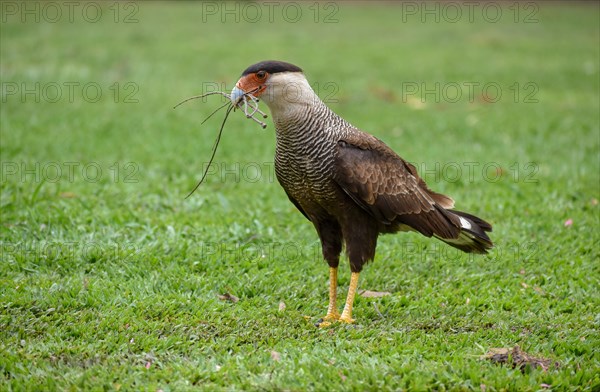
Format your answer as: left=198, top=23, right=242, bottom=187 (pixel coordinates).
left=173, top=91, right=232, bottom=109
left=174, top=88, right=270, bottom=197
left=236, top=89, right=268, bottom=128
left=201, top=100, right=232, bottom=125
left=184, top=104, right=235, bottom=199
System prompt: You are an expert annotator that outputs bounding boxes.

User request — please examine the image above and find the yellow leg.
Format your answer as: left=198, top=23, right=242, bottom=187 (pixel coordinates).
left=318, top=267, right=340, bottom=327
left=339, top=272, right=360, bottom=324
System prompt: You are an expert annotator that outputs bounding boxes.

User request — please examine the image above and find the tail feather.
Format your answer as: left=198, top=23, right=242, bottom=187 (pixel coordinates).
left=436, top=210, right=493, bottom=254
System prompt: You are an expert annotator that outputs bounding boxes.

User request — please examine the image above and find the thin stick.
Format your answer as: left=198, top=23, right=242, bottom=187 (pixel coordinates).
left=177, top=89, right=270, bottom=198
left=201, top=100, right=232, bottom=125
left=173, top=91, right=231, bottom=109
left=185, top=104, right=235, bottom=199
left=248, top=95, right=268, bottom=118
left=241, top=93, right=268, bottom=125
left=245, top=96, right=260, bottom=118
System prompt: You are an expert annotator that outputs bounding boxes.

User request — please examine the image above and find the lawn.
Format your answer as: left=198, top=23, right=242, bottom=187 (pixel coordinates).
left=1, top=2, right=599, bottom=391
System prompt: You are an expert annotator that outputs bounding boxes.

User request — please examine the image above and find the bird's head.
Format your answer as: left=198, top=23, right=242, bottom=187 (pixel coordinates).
left=231, top=60, right=315, bottom=112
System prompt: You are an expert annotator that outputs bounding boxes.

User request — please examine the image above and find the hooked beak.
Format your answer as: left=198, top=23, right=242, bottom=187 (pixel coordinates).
left=230, top=86, right=245, bottom=105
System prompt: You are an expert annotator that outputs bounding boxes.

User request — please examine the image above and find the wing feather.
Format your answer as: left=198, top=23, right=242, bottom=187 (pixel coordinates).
left=333, top=131, right=459, bottom=238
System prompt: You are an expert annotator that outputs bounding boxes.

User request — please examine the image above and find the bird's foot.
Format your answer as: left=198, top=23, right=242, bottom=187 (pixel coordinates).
left=339, top=306, right=355, bottom=324
left=315, top=316, right=355, bottom=327
left=316, top=311, right=340, bottom=328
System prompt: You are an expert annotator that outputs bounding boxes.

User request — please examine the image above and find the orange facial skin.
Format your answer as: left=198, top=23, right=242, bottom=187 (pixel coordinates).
left=235, top=71, right=269, bottom=98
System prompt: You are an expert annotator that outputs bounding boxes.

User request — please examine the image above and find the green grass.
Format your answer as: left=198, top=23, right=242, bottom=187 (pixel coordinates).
left=1, top=2, right=599, bottom=391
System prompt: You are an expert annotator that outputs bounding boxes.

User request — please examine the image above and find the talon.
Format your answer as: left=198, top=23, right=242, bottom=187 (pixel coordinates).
left=316, top=319, right=333, bottom=328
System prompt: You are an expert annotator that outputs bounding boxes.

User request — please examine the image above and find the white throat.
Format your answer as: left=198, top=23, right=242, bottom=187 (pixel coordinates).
left=260, top=72, right=321, bottom=119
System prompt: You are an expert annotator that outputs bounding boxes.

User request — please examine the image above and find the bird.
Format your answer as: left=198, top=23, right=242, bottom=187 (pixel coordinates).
left=229, top=60, right=493, bottom=326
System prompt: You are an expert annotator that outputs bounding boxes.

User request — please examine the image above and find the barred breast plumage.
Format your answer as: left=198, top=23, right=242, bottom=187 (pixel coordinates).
left=273, top=99, right=351, bottom=212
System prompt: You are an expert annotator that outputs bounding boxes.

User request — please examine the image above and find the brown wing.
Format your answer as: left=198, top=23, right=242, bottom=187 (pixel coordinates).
left=333, top=131, right=460, bottom=238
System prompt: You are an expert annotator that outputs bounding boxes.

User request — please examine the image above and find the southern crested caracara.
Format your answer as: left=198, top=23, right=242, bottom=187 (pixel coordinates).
left=229, top=60, right=493, bottom=325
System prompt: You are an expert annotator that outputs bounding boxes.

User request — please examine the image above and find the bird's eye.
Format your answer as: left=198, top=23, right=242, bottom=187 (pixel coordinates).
left=256, top=71, right=267, bottom=80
